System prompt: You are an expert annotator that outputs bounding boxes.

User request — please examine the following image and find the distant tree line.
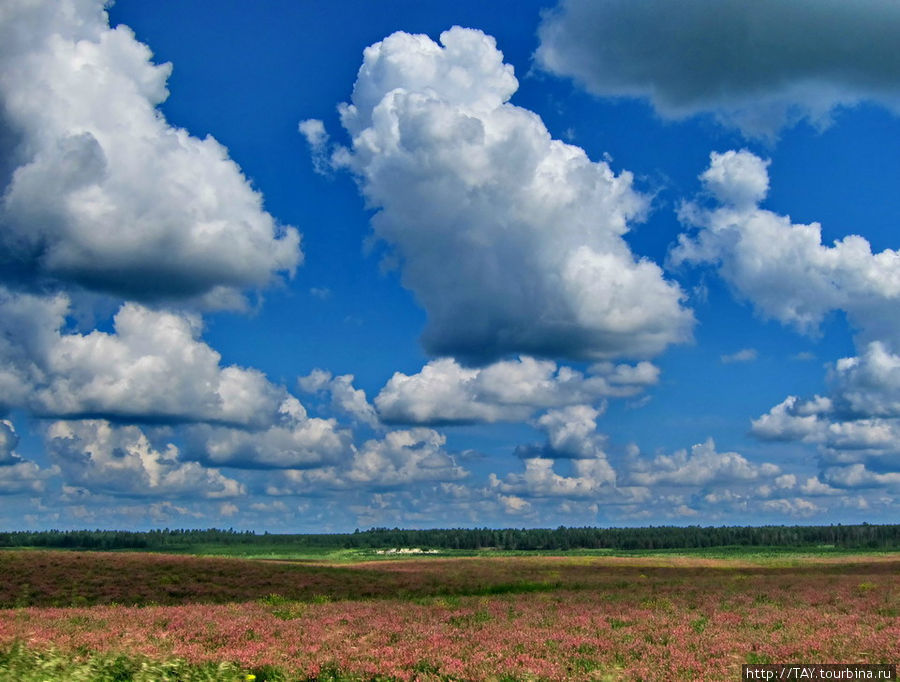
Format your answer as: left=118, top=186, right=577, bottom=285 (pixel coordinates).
left=0, top=524, right=897, bottom=551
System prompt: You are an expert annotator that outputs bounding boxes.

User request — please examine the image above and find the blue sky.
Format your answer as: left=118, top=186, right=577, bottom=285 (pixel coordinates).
left=2, top=0, right=899, bottom=531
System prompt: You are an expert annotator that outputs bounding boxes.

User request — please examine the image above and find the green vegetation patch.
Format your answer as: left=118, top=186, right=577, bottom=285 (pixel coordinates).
left=0, top=643, right=251, bottom=682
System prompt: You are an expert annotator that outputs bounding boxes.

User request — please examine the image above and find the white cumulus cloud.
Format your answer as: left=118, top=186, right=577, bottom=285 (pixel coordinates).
left=375, top=356, right=658, bottom=425
left=0, top=420, right=21, bottom=465
left=0, top=419, right=58, bottom=494
left=491, top=405, right=618, bottom=499
left=490, top=456, right=617, bottom=499
left=321, top=27, right=691, bottom=363
left=673, top=150, right=900, bottom=347
left=0, top=291, right=289, bottom=426
left=185, top=397, right=352, bottom=469
left=627, top=438, right=780, bottom=487
left=823, top=463, right=900, bottom=489
left=270, top=427, right=468, bottom=492
left=751, top=395, right=831, bottom=443
left=829, top=342, right=900, bottom=418
left=47, top=419, right=243, bottom=498
left=536, top=405, right=605, bottom=459
left=0, top=460, right=56, bottom=495
left=0, top=0, right=301, bottom=305
left=298, top=370, right=380, bottom=428
left=684, top=150, right=900, bottom=498
left=752, top=351, right=900, bottom=468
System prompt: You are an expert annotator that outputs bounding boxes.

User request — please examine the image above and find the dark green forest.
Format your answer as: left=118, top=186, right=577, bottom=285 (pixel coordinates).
left=1, top=524, right=897, bottom=552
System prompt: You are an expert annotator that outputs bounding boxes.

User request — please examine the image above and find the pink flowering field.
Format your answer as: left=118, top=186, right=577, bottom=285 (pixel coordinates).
left=0, top=551, right=897, bottom=680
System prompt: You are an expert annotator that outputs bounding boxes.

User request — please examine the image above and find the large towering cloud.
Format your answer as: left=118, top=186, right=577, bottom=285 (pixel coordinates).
left=537, top=0, right=900, bottom=139
left=313, top=27, right=691, bottom=363
left=0, top=0, right=301, bottom=305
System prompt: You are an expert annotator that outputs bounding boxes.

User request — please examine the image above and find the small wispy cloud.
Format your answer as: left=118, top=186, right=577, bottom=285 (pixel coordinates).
left=298, top=119, right=332, bottom=175
left=721, top=348, right=758, bottom=364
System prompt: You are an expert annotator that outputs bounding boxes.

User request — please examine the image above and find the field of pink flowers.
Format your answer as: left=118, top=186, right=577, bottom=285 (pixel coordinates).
left=0, top=551, right=897, bottom=680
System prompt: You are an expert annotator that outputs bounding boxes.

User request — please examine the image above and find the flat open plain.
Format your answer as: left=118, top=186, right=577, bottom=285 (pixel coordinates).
left=0, top=549, right=897, bottom=680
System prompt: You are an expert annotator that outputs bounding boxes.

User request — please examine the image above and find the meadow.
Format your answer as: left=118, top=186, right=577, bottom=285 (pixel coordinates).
left=0, top=547, right=897, bottom=680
